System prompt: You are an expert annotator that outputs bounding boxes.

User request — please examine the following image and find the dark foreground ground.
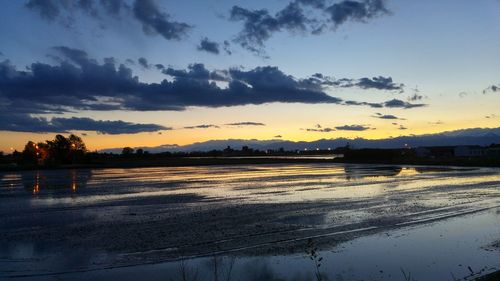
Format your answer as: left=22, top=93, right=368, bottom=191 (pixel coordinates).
left=0, top=164, right=499, bottom=280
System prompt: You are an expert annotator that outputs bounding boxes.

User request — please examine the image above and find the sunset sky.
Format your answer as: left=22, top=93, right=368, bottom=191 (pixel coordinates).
left=1, top=0, right=499, bottom=152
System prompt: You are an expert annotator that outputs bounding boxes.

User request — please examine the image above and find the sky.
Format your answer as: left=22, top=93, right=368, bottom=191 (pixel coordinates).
left=0, top=0, right=499, bottom=152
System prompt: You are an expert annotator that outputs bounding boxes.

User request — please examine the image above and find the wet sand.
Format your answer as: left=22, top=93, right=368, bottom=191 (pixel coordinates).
left=0, top=164, right=499, bottom=280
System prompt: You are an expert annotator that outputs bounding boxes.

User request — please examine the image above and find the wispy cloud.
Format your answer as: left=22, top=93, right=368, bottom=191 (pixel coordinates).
left=183, top=124, right=220, bottom=129
left=25, top=0, right=192, bottom=41
left=225, top=122, right=266, bottom=126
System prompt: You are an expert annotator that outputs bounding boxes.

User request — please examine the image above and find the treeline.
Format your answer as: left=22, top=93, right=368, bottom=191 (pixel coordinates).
left=1, top=136, right=343, bottom=169
left=7, top=134, right=88, bottom=167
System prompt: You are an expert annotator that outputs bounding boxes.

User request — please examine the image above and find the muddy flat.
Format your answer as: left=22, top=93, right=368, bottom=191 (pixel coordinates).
left=0, top=164, right=499, bottom=280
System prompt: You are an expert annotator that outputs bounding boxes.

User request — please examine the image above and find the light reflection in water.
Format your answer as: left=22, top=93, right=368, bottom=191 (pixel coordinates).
left=32, top=171, right=40, bottom=195
left=72, top=170, right=77, bottom=193
left=17, top=169, right=92, bottom=195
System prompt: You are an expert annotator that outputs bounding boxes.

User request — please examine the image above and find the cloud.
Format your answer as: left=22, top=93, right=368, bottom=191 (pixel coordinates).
left=226, top=122, right=266, bottom=126
left=372, top=113, right=404, bottom=120
left=0, top=47, right=413, bottom=117
left=162, top=63, right=229, bottom=81
left=384, top=99, right=425, bottom=109
left=302, top=74, right=404, bottom=92
left=325, top=0, right=389, bottom=26
left=398, top=125, right=407, bottom=130
left=0, top=113, right=169, bottom=134
left=25, top=0, right=65, bottom=21
left=0, top=49, right=345, bottom=114
left=344, top=100, right=383, bottom=108
left=25, top=0, right=191, bottom=41
left=229, top=0, right=390, bottom=54
left=345, top=76, right=403, bottom=91
left=183, top=124, right=220, bottom=129
left=223, top=41, right=232, bottom=55
left=485, top=114, right=497, bottom=119
left=305, top=124, right=335, bottom=132
left=274, top=135, right=282, bottom=138
left=483, top=85, right=499, bottom=94
left=133, top=0, right=191, bottom=40
left=335, top=124, right=371, bottom=131
left=197, top=38, right=221, bottom=55
left=138, top=57, right=150, bottom=69
left=408, top=93, right=423, bottom=101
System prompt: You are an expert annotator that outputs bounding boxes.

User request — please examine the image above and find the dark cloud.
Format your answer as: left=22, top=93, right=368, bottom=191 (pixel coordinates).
left=485, top=114, right=496, bottom=119
left=408, top=87, right=424, bottom=101
left=133, top=0, right=191, bottom=40
left=351, top=76, right=403, bottom=91
left=384, top=99, right=425, bottom=109
left=408, top=93, right=423, bottom=101
left=25, top=0, right=191, bottom=41
left=138, top=57, right=150, bottom=69
left=223, top=41, right=232, bottom=55
left=305, top=124, right=335, bottom=132
left=398, top=125, right=408, bottom=130
left=226, top=122, right=266, bottom=126
left=230, top=6, right=285, bottom=54
left=229, top=0, right=390, bottom=54
left=162, top=63, right=230, bottom=81
left=197, top=38, right=220, bottom=55
left=274, top=135, right=282, bottom=138
left=483, top=85, right=499, bottom=94
left=335, top=124, right=371, bottom=131
left=325, top=0, right=389, bottom=27
left=25, top=0, right=62, bottom=21
left=0, top=48, right=414, bottom=120
left=101, top=0, right=128, bottom=16
left=301, top=74, right=404, bottom=92
left=0, top=113, right=169, bottom=134
left=183, top=124, right=220, bottom=129
left=344, top=100, right=384, bottom=108
left=0, top=50, right=344, bottom=114
left=345, top=99, right=425, bottom=109
left=154, top=63, right=165, bottom=70
left=372, top=113, right=404, bottom=120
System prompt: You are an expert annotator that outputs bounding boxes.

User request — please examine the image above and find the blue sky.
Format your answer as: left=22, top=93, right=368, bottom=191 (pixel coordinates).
left=0, top=0, right=499, bottom=151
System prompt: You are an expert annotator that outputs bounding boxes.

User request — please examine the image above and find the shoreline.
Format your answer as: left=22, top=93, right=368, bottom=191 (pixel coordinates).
left=1, top=156, right=500, bottom=172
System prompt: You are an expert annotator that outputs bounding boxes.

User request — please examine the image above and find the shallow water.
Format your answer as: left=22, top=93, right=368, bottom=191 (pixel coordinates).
left=0, top=164, right=499, bottom=280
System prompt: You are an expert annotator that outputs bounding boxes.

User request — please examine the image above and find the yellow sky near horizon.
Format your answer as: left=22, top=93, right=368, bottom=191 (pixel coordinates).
left=1, top=96, right=499, bottom=152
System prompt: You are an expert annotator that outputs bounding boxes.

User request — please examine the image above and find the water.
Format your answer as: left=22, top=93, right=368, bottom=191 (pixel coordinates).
left=0, top=164, right=499, bottom=280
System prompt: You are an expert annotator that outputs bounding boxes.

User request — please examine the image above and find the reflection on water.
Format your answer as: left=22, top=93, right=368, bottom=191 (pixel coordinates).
left=6, top=208, right=498, bottom=281
left=0, top=164, right=499, bottom=280
left=344, top=165, right=403, bottom=180
left=19, top=169, right=93, bottom=195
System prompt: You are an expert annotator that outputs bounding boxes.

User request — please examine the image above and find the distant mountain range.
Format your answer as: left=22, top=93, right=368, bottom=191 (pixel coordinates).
left=101, top=127, right=500, bottom=153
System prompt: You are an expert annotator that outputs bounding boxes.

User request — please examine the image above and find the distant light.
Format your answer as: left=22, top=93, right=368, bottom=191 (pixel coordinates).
left=316, top=148, right=319, bottom=151
left=304, top=148, right=308, bottom=151
left=328, top=148, right=331, bottom=151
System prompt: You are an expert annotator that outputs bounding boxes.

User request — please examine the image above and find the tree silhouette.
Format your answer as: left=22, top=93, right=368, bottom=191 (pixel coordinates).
left=122, top=147, right=134, bottom=156
left=21, top=134, right=88, bottom=165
